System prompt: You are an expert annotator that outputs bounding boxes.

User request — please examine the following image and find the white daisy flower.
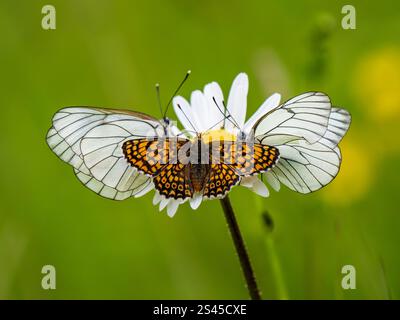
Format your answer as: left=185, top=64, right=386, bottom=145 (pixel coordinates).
left=170, top=74, right=279, bottom=208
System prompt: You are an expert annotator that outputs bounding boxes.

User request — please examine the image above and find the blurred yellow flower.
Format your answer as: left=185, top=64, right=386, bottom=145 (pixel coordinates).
left=322, top=138, right=374, bottom=206
left=353, top=47, right=400, bottom=122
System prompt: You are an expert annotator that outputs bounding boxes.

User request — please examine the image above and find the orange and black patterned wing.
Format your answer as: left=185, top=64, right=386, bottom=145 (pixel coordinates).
left=122, top=138, right=188, bottom=176
left=235, top=143, right=279, bottom=176
left=203, top=164, right=241, bottom=199
left=221, top=141, right=279, bottom=176
left=153, top=164, right=194, bottom=200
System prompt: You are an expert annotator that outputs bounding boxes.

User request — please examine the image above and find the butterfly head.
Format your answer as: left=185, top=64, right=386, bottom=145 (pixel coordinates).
left=161, top=117, right=171, bottom=126
left=160, top=116, right=181, bottom=137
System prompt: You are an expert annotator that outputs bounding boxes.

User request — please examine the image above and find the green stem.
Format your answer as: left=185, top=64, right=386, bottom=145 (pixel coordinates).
left=220, top=196, right=262, bottom=300
left=255, top=196, right=288, bottom=300
left=264, top=234, right=289, bottom=299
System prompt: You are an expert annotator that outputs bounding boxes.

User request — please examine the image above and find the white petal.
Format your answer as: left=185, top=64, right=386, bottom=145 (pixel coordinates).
left=251, top=178, right=270, bottom=197
left=226, top=73, right=249, bottom=132
left=169, top=124, right=183, bottom=137
left=152, top=191, right=162, bottom=205
left=243, top=93, right=281, bottom=134
left=167, top=200, right=180, bottom=217
left=204, top=82, right=225, bottom=130
left=264, top=171, right=281, bottom=191
left=190, top=90, right=208, bottom=131
left=240, top=176, right=257, bottom=188
left=190, top=193, right=203, bottom=210
left=173, top=96, right=196, bottom=136
left=159, top=197, right=170, bottom=211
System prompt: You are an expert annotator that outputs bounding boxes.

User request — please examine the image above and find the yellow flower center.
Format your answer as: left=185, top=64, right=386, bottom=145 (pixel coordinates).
left=200, top=129, right=237, bottom=143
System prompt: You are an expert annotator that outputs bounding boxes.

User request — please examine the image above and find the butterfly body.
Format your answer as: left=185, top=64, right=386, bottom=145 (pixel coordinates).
left=189, top=163, right=211, bottom=193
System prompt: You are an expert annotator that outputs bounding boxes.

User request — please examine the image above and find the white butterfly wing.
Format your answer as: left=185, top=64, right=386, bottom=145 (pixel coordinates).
left=263, top=107, right=351, bottom=193
left=79, top=122, right=155, bottom=190
left=317, top=107, right=351, bottom=149
left=47, top=126, right=86, bottom=172
left=74, top=168, right=153, bottom=200
left=270, top=142, right=341, bottom=193
left=54, top=122, right=153, bottom=200
left=47, top=107, right=161, bottom=165
left=255, top=92, right=332, bottom=145
left=47, top=107, right=163, bottom=199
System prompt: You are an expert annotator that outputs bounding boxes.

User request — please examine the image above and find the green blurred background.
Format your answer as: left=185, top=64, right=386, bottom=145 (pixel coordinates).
left=0, top=0, right=399, bottom=299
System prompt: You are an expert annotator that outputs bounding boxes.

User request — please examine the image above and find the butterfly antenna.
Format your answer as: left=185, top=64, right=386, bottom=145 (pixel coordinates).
left=163, top=70, right=191, bottom=118
left=212, top=97, right=241, bottom=129
left=221, top=100, right=241, bottom=129
left=155, top=83, right=163, bottom=117
left=203, top=114, right=232, bottom=132
left=176, top=104, right=198, bottom=134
